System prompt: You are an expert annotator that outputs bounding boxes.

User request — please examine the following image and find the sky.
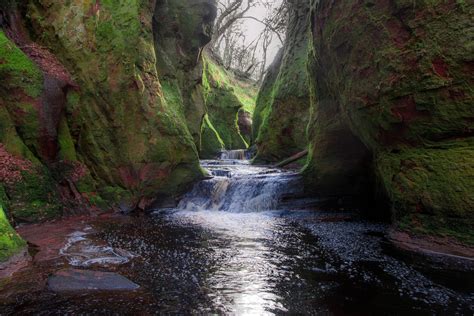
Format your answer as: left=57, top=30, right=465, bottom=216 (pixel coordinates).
left=234, top=0, right=284, bottom=68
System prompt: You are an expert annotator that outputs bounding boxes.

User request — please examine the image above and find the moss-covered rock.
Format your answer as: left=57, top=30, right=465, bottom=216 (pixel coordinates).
left=200, top=52, right=257, bottom=158
left=153, top=0, right=217, bottom=147
left=305, top=0, right=474, bottom=242
left=0, top=1, right=219, bottom=262
left=0, top=29, right=63, bottom=222
left=252, top=1, right=311, bottom=163
left=0, top=185, right=26, bottom=263
left=200, top=114, right=225, bottom=159
left=23, top=0, right=208, bottom=201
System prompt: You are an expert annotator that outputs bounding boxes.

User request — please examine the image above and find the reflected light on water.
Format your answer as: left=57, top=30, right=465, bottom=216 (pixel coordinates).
left=173, top=211, right=289, bottom=314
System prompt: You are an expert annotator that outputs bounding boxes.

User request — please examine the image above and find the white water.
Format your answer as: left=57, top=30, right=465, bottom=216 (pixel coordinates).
left=177, top=160, right=303, bottom=213
left=220, top=149, right=247, bottom=160
left=60, top=226, right=135, bottom=267
left=44, top=159, right=472, bottom=314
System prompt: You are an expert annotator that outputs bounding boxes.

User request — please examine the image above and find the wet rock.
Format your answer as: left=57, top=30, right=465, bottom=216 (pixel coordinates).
left=48, top=269, right=139, bottom=293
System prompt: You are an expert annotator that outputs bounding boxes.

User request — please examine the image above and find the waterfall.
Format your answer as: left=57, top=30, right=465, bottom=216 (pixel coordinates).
left=177, top=160, right=303, bottom=213
left=220, top=150, right=247, bottom=160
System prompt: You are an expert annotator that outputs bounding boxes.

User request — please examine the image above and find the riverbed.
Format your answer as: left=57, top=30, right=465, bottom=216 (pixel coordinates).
left=0, top=160, right=472, bottom=314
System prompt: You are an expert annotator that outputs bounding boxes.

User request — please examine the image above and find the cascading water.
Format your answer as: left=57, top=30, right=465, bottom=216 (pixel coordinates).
left=220, top=149, right=247, bottom=160
left=177, top=160, right=304, bottom=213
left=4, top=158, right=471, bottom=314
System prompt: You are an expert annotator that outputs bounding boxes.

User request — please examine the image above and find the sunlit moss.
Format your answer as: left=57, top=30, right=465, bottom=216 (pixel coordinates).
left=0, top=187, right=26, bottom=262
left=0, top=30, right=42, bottom=98
left=200, top=53, right=257, bottom=157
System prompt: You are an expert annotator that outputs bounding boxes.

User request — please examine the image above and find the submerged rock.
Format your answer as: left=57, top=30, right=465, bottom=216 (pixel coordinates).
left=48, top=269, right=139, bottom=293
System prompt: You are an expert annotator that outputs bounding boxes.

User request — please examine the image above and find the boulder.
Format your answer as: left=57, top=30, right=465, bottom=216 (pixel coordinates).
left=48, top=269, right=139, bottom=293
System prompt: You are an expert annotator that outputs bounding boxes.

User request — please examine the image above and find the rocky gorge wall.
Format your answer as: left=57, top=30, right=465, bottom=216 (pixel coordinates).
left=304, top=0, right=473, bottom=243
left=200, top=51, right=257, bottom=158
left=0, top=0, right=216, bottom=261
left=252, top=0, right=311, bottom=163
left=253, top=0, right=473, bottom=244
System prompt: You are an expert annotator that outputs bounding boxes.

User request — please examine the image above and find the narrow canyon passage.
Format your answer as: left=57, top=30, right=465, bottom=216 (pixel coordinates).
left=1, top=157, right=471, bottom=314
left=0, top=0, right=472, bottom=314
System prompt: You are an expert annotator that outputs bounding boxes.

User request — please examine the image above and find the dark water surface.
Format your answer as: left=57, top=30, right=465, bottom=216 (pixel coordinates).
left=0, top=160, right=472, bottom=315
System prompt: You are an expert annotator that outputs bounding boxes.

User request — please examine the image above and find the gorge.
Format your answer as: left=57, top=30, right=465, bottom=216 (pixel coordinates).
left=0, top=0, right=473, bottom=314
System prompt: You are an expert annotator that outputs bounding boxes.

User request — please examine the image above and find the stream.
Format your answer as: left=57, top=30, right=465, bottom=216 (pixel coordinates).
left=1, top=159, right=472, bottom=314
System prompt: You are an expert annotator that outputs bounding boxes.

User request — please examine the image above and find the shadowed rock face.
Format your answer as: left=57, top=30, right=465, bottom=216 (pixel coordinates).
left=153, top=0, right=217, bottom=146
left=305, top=0, right=474, bottom=242
left=252, top=1, right=311, bottom=163
left=238, top=110, right=252, bottom=141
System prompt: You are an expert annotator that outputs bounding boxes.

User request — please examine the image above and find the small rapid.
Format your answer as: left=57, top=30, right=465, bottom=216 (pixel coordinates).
left=1, top=158, right=472, bottom=315
left=177, top=160, right=303, bottom=213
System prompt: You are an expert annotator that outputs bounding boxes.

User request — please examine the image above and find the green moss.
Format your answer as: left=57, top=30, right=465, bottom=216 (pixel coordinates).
left=376, top=139, right=474, bottom=243
left=88, top=194, right=108, bottom=208
left=158, top=163, right=203, bottom=196
left=99, top=186, right=133, bottom=205
left=0, top=30, right=44, bottom=160
left=0, top=186, right=26, bottom=262
left=200, top=53, right=256, bottom=156
left=57, top=116, right=78, bottom=161
left=252, top=2, right=311, bottom=163
left=8, top=169, right=61, bottom=222
left=0, top=107, right=41, bottom=164
left=9, top=102, right=41, bottom=156
left=75, top=175, right=96, bottom=194
left=0, top=30, right=42, bottom=98
left=25, top=0, right=204, bottom=200
left=304, top=0, right=474, bottom=243
left=200, top=114, right=225, bottom=158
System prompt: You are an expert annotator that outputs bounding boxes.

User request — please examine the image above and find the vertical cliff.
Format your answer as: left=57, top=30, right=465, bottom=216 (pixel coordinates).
left=153, top=0, right=217, bottom=147
left=0, top=0, right=218, bottom=238
left=200, top=51, right=257, bottom=158
left=252, top=0, right=311, bottom=163
left=305, top=0, right=473, bottom=242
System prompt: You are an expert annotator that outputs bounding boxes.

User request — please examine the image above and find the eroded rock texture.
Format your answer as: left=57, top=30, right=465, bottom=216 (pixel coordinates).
left=0, top=0, right=217, bottom=239
left=305, top=0, right=473, bottom=242
left=252, top=0, right=311, bottom=163
left=200, top=51, right=257, bottom=159
left=153, top=0, right=217, bottom=146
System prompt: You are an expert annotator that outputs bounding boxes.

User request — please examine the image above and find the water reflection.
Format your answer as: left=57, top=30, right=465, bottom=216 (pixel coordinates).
left=172, top=211, right=288, bottom=314
left=2, top=160, right=472, bottom=315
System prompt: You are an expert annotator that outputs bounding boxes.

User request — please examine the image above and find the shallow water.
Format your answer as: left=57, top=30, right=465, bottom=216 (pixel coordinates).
left=1, top=160, right=472, bottom=315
